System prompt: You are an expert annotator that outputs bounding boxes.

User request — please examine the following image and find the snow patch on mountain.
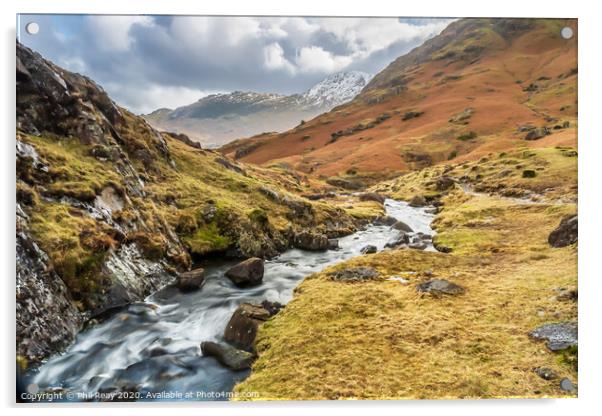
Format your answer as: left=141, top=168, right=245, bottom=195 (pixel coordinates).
left=300, top=71, right=372, bottom=108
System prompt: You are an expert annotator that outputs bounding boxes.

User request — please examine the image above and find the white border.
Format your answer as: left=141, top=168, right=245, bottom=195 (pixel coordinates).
left=2, top=1, right=601, bottom=415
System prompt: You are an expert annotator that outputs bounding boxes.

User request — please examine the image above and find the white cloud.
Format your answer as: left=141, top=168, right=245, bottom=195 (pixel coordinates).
left=86, top=15, right=154, bottom=52
left=264, top=42, right=296, bottom=74
left=296, top=46, right=353, bottom=73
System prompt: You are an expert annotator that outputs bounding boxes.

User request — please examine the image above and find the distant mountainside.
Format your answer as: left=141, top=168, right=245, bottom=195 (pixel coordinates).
left=220, top=18, right=577, bottom=186
left=143, top=71, right=371, bottom=147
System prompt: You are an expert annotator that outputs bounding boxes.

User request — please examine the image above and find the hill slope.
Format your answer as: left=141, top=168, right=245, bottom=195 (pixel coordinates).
left=143, top=71, right=371, bottom=147
left=221, top=18, right=577, bottom=186
left=16, top=43, right=358, bottom=364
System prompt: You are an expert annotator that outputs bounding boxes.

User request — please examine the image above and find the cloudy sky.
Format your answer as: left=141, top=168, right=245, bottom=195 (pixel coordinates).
left=18, top=15, right=453, bottom=114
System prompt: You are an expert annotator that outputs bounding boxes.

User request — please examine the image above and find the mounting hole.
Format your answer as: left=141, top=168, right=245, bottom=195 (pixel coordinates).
left=561, top=26, right=573, bottom=39
left=25, top=22, right=39, bottom=35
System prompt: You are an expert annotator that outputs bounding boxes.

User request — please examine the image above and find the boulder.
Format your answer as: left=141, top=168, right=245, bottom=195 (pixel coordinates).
left=176, top=267, right=205, bottom=292
left=559, top=378, right=576, bottom=393
left=260, top=300, right=284, bottom=316
left=402, top=111, right=424, bottom=121
left=392, top=220, right=413, bottom=233
left=373, top=215, right=397, bottom=226
left=200, top=341, right=254, bottom=371
left=548, top=215, right=577, bottom=247
left=225, top=258, right=264, bottom=287
left=328, top=267, right=379, bottom=283
left=525, top=127, right=550, bottom=141
left=417, top=279, right=465, bottom=296
left=293, top=231, right=329, bottom=251
left=409, top=195, right=427, bottom=207
left=534, top=367, right=558, bottom=381
left=327, top=238, right=340, bottom=250
left=384, top=233, right=409, bottom=248
left=224, top=303, right=271, bottom=350
left=409, top=242, right=427, bottom=250
left=359, top=192, right=385, bottom=204
left=435, top=176, right=455, bottom=191
left=529, top=321, right=578, bottom=351
left=361, top=245, right=377, bottom=254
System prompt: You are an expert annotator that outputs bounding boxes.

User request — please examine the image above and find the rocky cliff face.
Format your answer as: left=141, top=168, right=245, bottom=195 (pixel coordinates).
left=16, top=43, right=356, bottom=365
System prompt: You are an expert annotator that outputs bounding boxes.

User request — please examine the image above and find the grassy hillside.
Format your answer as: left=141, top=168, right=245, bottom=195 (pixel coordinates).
left=234, top=146, right=577, bottom=399
left=221, top=18, right=577, bottom=186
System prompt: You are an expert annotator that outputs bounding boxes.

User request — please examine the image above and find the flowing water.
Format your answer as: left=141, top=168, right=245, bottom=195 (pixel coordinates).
left=23, top=199, right=435, bottom=401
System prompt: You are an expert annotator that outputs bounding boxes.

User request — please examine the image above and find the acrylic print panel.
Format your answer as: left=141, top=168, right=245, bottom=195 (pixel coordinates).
left=16, top=15, right=578, bottom=402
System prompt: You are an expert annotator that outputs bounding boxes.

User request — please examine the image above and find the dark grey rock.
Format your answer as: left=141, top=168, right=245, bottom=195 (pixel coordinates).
left=224, top=303, right=271, bottom=350
left=176, top=267, right=205, bottom=292
left=435, top=176, right=455, bottom=191
left=559, top=378, right=576, bottom=393
left=534, top=367, right=558, bottom=380
left=525, top=127, right=550, bottom=141
left=328, top=267, right=379, bottom=283
left=225, top=258, right=264, bottom=287
left=409, top=195, right=427, bottom=207
left=409, top=242, right=427, bottom=250
left=392, top=220, right=413, bottom=233
left=201, top=341, right=254, bottom=371
left=293, top=230, right=329, bottom=251
left=529, top=322, right=577, bottom=351
left=385, top=232, right=410, bottom=248
left=359, top=192, right=385, bottom=204
left=417, top=279, right=465, bottom=296
left=361, top=245, right=377, bottom=254
left=548, top=215, right=577, bottom=247
left=373, top=215, right=397, bottom=226
left=327, top=238, right=340, bottom=250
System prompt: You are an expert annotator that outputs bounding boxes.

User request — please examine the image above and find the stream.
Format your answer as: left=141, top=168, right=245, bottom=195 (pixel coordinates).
left=22, top=199, right=435, bottom=402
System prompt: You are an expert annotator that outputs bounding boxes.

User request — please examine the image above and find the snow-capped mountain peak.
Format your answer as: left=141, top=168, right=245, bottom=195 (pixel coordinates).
left=300, top=71, right=372, bottom=108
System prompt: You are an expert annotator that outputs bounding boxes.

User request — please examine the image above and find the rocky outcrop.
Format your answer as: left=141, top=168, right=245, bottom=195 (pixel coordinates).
left=548, top=215, right=578, bottom=247
left=384, top=232, right=410, bottom=248
left=293, top=230, right=329, bottom=251
left=392, top=220, right=413, bottom=233
left=417, top=279, right=465, bottom=296
left=201, top=341, right=254, bottom=371
left=529, top=322, right=578, bottom=351
left=409, top=195, right=427, bottom=207
left=361, top=245, right=377, bottom=254
left=328, top=267, right=380, bottom=282
left=524, top=127, right=550, bottom=141
left=359, top=192, right=385, bottom=204
left=225, top=258, right=264, bottom=287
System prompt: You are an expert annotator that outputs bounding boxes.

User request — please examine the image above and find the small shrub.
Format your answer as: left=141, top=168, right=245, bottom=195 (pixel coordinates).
left=522, top=169, right=537, bottom=178
left=457, top=131, right=477, bottom=141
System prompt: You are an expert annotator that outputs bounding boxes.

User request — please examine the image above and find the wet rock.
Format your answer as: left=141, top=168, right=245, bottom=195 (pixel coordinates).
left=534, top=367, right=558, bottom=381
left=361, top=245, right=377, bottom=254
left=559, top=378, right=576, bottom=393
left=409, top=242, right=428, bottom=250
left=293, top=230, right=329, bottom=251
left=425, top=207, right=438, bottom=215
left=260, top=300, right=284, bottom=316
left=328, top=267, right=380, bottom=283
left=435, top=176, right=455, bottom=191
left=392, top=220, right=413, bottom=233
left=201, top=341, right=254, bottom=371
left=417, top=279, right=465, bottom=296
left=373, top=215, right=397, bottom=226
left=385, top=232, right=410, bottom=249
left=225, top=258, right=264, bottom=287
left=529, top=322, right=577, bottom=351
left=409, top=195, right=427, bottom=207
left=359, top=192, right=385, bottom=204
left=327, top=238, right=340, bottom=250
left=224, top=303, right=271, bottom=350
left=525, top=127, right=550, bottom=141
left=548, top=215, right=577, bottom=247
left=176, top=267, right=205, bottom=292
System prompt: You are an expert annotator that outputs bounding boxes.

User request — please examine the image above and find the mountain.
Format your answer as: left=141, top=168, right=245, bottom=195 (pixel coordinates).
left=220, top=18, right=577, bottom=187
left=16, top=43, right=358, bottom=364
left=143, top=71, right=371, bottom=147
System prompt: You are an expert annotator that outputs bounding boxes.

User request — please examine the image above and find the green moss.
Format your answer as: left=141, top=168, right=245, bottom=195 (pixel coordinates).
left=182, top=224, right=231, bottom=255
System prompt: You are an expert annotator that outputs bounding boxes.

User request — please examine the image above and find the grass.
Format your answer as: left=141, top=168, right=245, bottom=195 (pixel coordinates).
left=234, top=146, right=577, bottom=400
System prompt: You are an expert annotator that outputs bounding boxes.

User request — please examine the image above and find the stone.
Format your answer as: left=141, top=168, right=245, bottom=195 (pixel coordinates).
left=225, top=258, right=264, bottom=287
left=384, top=233, right=410, bottom=248
left=409, top=242, right=428, bottom=250
left=548, top=215, right=577, bottom=247
left=433, top=241, right=453, bottom=253
left=529, top=322, right=578, bottom=351
left=417, top=279, right=465, bottom=296
left=392, top=220, right=413, bottom=233
left=293, top=230, right=329, bottom=251
left=373, top=215, right=397, bottom=226
left=224, top=303, right=271, bottom=350
left=359, top=192, right=385, bottom=204
left=524, top=127, right=550, bottom=141
left=534, top=367, right=558, bottom=381
left=328, top=267, right=379, bottom=283
left=435, top=176, right=455, bottom=191
left=201, top=341, right=254, bottom=371
left=556, top=287, right=578, bottom=302
left=559, top=378, right=576, bottom=393
left=176, top=267, right=205, bottom=292
left=327, top=238, right=340, bottom=250
left=361, top=245, right=377, bottom=254
left=409, top=195, right=427, bottom=207
left=402, top=111, right=424, bottom=121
